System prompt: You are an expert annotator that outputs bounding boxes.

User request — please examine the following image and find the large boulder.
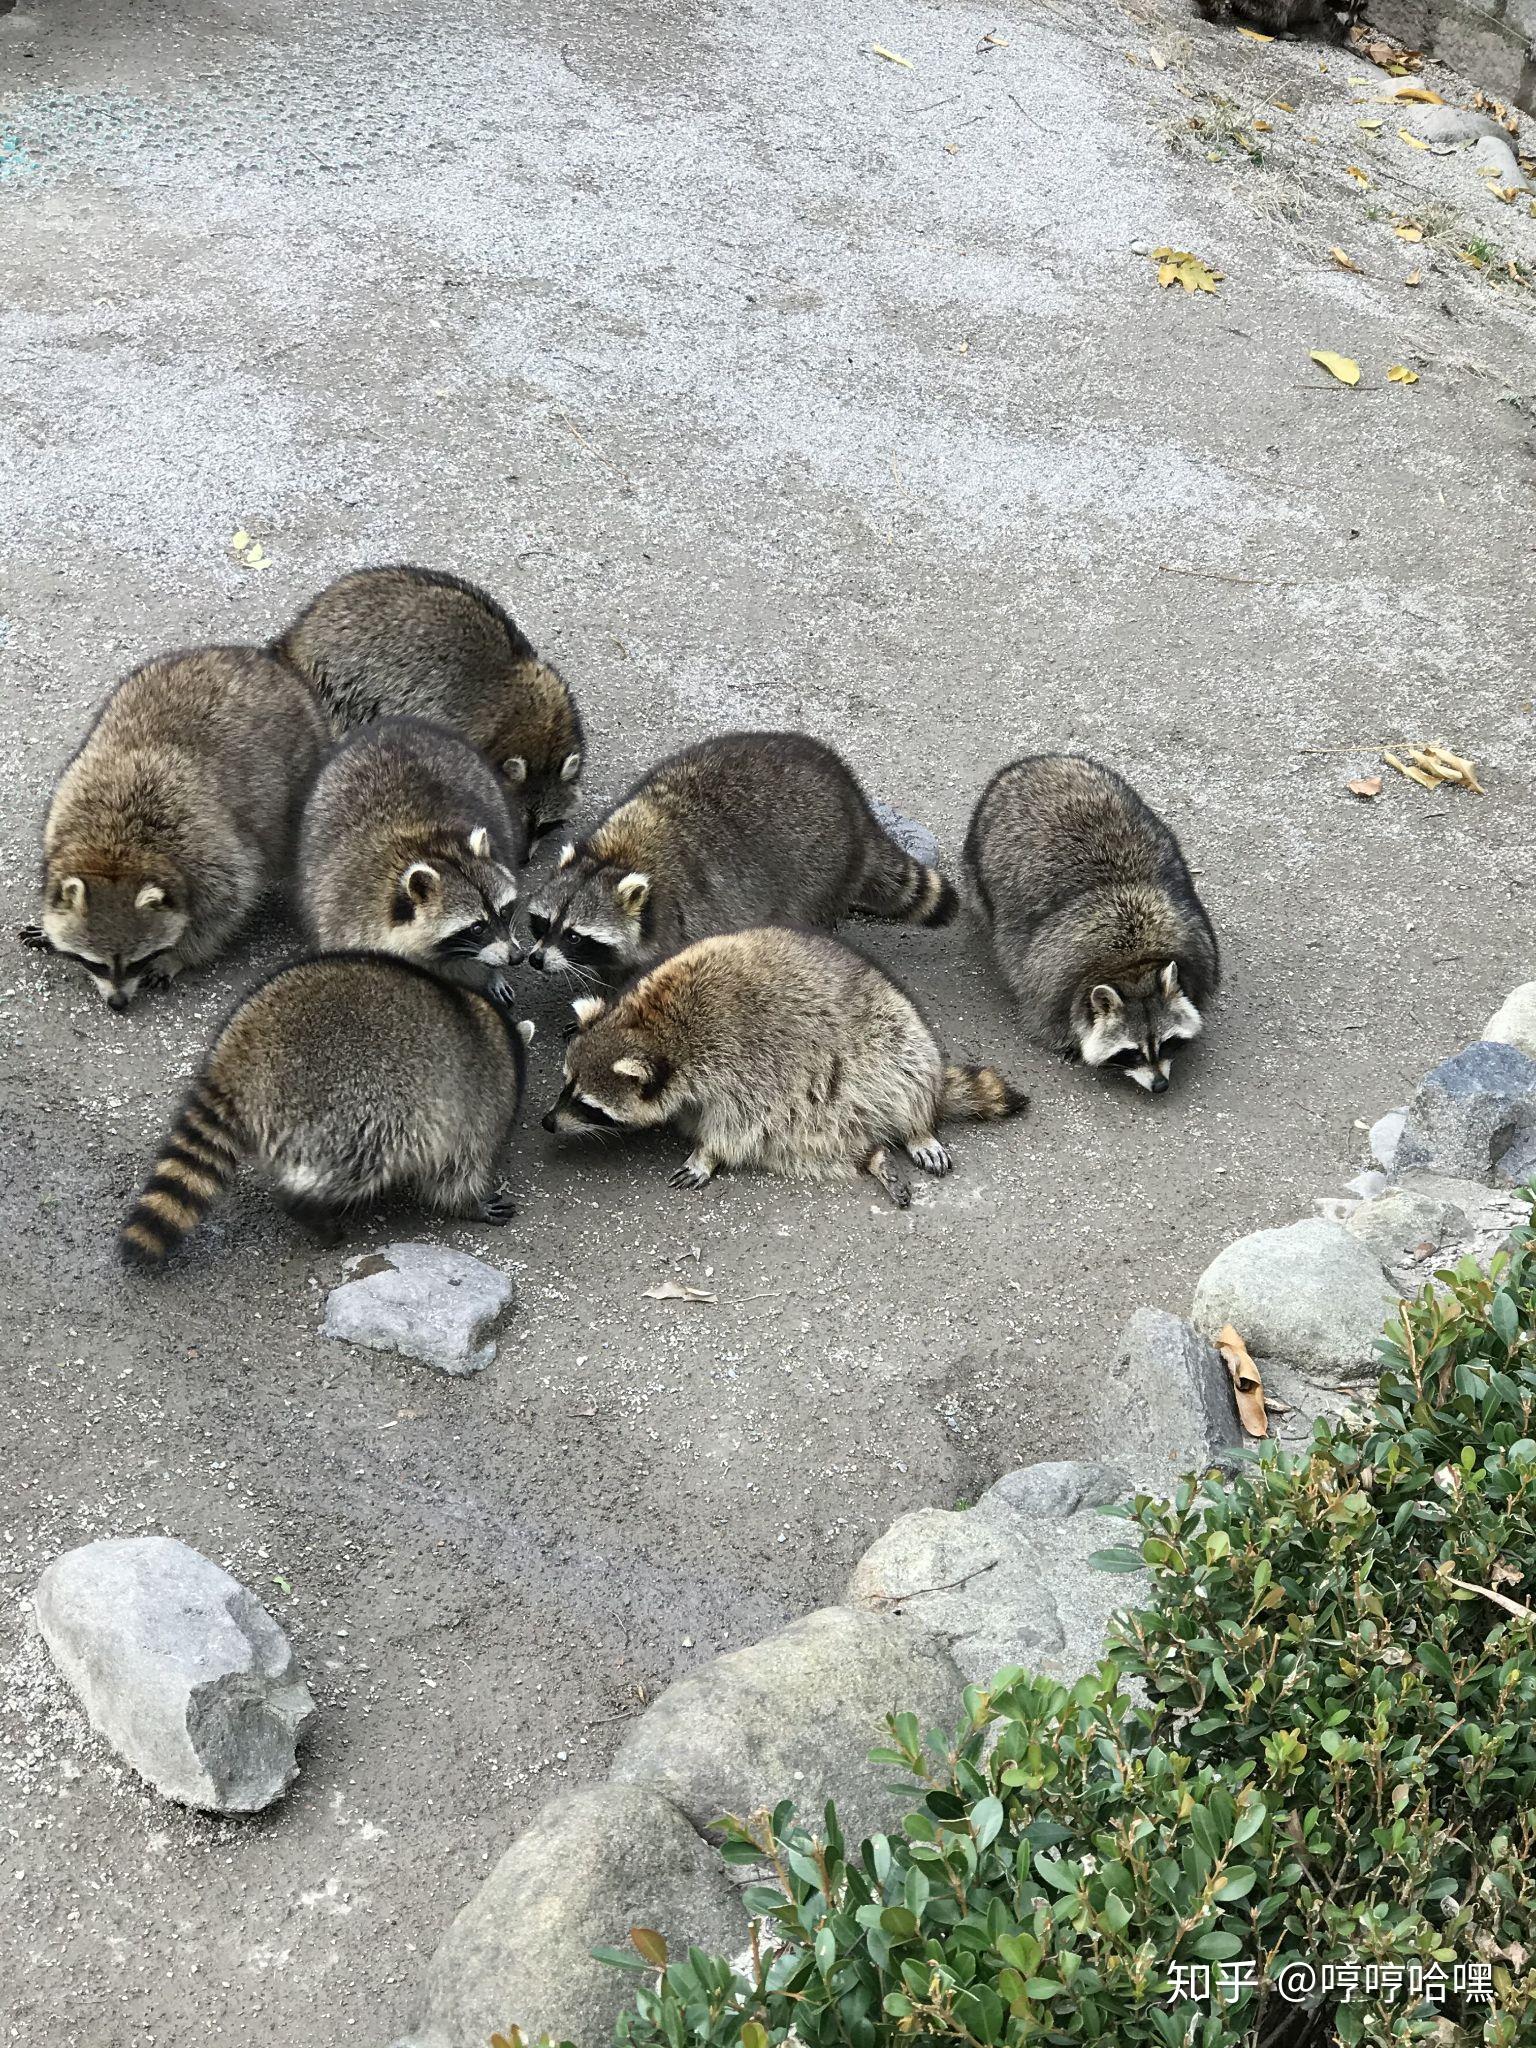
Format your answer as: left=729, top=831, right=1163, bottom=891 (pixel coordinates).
left=847, top=1462, right=1139, bottom=1686
left=397, top=1785, right=744, bottom=2048
left=1095, top=1309, right=1242, bottom=1481
left=33, top=1536, right=313, bottom=1813
left=323, top=1241, right=513, bottom=1375
left=609, top=1607, right=962, bottom=1841
left=1192, top=1219, right=1392, bottom=1378
left=1395, top=1043, right=1536, bottom=1186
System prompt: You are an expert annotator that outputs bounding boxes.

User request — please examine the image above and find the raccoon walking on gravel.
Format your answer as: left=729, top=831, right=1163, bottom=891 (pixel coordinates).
left=1194, top=0, right=1358, bottom=39
left=525, top=732, right=956, bottom=984
left=965, top=754, right=1218, bottom=1095
left=275, top=565, right=583, bottom=845
left=21, top=646, right=328, bottom=1010
left=298, top=718, right=525, bottom=1001
left=119, top=955, right=535, bottom=1267
left=542, top=926, right=1025, bottom=1207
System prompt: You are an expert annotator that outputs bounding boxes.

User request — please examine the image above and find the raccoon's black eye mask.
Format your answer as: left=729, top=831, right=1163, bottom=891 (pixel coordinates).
left=1105, top=1047, right=1145, bottom=1070
left=562, top=930, right=620, bottom=967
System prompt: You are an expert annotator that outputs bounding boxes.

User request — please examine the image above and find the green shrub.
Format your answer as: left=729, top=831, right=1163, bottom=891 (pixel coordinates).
left=598, top=1220, right=1536, bottom=2048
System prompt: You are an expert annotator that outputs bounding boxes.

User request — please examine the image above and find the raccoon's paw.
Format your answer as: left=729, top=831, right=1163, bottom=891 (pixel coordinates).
left=479, top=1185, right=517, bottom=1225
left=17, top=924, right=51, bottom=953
left=907, top=1136, right=952, bottom=1178
left=143, top=961, right=185, bottom=991
left=669, top=1164, right=713, bottom=1192
left=484, top=971, right=518, bottom=1009
left=864, top=1146, right=912, bottom=1209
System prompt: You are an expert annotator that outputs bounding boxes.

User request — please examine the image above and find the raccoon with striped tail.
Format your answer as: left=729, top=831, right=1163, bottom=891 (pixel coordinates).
left=965, top=753, right=1218, bottom=1095
left=119, top=955, right=534, bottom=1268
left=21, top=646, right=328, bottom=1010
left=274, top=565, right=583, bottom=847
left=525, top=732, right=956, bottom=985
left=541, top=926, right=1026, bottom=1207
left=298, top=718, right=525, bottom=1002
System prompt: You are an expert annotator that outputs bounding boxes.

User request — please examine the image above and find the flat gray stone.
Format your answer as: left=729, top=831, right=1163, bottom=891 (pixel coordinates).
left=869, top=798, right=940, bottom=869
left=1396, top=1042, right=1536, bottom=1186
left=1192, top=1219, right=1393, bottom=1379
left=847, top=1478, right=1141, bottom=1687
left=985, top=1459, right=1125, bottom=1519
left=1485, top=983, right=1536, bottom=1060
left=323, top=1241, right=513, bottom=1376
left=400, top=1785, right=744, bottom=2048
left=1369, top=1108, right=1407, bottom=1173
left=33, top=1537, right=313, bottom=1813
left=1345, top=1188, right=1462, bottom=1266
left=1095, top=1308, right=1241, bottom=1481
left=610, top=1606, right=962, bottom=1841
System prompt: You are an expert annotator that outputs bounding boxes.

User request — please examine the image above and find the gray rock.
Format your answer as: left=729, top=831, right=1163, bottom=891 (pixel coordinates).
left=1485, top=983, right=1536, bottom=1060
left=33, top=1536, right=313, bottom=1813
left=1259, top=1360, right=1372, bottom=1447
left=869, top=798, right=940, bottom=870
left=1403, top=103, right=1515, bottom=150
left=610, top=1606, right=961, bottom=1841
left=985, top=1458, right=1126, bottom=1519
left=1369, top=1107, right=1407, bottom=1173
left=1396, top=1042, right=1536, bottom=1185
left=1344, top=1169, right=1388, bottom=1202
left=401, top=1785, right=744, bottom=2048
left=848, top=1480, right=1141, bottom=1686
left=1192, top=1219, right=1392, bottom=1379
left=1094, top=1308, right=1241, bottom=1480
left=322, top=1241, right=513, bottom=1376
left=1345, top=1188, right=1461, bottom=1266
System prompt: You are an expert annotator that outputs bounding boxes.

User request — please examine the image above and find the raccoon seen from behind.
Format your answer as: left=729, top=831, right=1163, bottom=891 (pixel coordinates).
left=119, top=954, right=535, bottom=1268
left=525, top=732, right=957, bottom=984
left=965, top=754, right=1218, bottom=1094
left=298, top=718, right=524, bottom=1002
left=1194, top=0, right=1357, bottom=39
left=22, top=646, right=329, bottom=1010
left=542, top=926, right=1026, bottom=1207
left=275, top=565, right=583, bottom=846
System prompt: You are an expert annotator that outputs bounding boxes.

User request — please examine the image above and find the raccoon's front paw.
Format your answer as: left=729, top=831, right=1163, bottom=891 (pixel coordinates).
left=669, top=1164, right=713, bottom=1192
left=143, top=962, right=184, bottom=991
left=484, top=971, right=518, bottom=1009
left=907, top=1137, right=952, bottom=1178
left=479, top=1187, right=517, bottom=1225
left=17, top=924, right=51, bottom=953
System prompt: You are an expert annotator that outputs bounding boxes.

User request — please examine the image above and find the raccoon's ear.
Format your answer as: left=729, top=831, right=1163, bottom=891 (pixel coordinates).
left=1159, top=961, right=1181, bottom=1000
left=615, top=1052, right=673, bottom=1100
left=503, top=756, right=529, bottom=786
left=57, top=875, right=87, bottom=911
left=468, top=825, right=491, bottom=859
left=560, top=750, right=582, bottom=784
left=556, top=842, right=577, bottom=871
left=1090, top=983, right=1123, bottom=1020
left=614, top=871, right=650, bottom=915
left=134, top=882, right=167, bottom=910
left=613, top=1055, right=651, bottom=1082
left=571, top=994, right=607, bottom=1029
left=400, top=861, right=442, bottom=908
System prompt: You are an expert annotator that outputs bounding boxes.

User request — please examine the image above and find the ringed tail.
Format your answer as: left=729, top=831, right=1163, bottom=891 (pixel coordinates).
left=896, top=858, right=958, bottom=927
left=119, top=1079, right=245, bottom=1269
left=860, top=836, right=959, bottom=926
left=940, top=1064, right=1028, bottom=1122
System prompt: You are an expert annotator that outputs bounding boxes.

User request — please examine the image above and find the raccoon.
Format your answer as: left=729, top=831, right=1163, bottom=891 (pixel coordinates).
left=541, top=926, right=1026, bottom=1206
left=275, top=565, right=583, bottom=844
left=525, top=732, right=956, bottom=985
left=298, top=718, right=525, bottom=1002
left=1194, top=0, right=1357, bottom=38
left=965, top=753, right=1219, bottom=1095
left=119, top=954, right=535, bottom=1267
left=21, top=646, right=328, bottom=1010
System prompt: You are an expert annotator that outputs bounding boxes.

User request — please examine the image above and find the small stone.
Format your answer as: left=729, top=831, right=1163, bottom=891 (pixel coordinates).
left=1094, top=1309, right=1241, bottom=1481
left=322, top=1241, right=513, bottom=1375
left=1192, top=1219, right=1393, bottom=1378
left=1369, top=1108, right=1407, bottom=1173
left=401, top=1785, right=745, bottom=2048
left=1344, top=1169, right=1387, bottom=1202
left=1484, top=983, right=1536, bottom=1060
left=1345, top=1189, right=1461, bottom=1266
left=33, top=1537, right=313, bottom=1813
left=1396, top=1042, right=1536, bottom=1186
left=868, top=798, right=940, bottom=870
left=1404, top=103, right=1514, bottom=148
left=609, top=1607, right=962, bottom=1843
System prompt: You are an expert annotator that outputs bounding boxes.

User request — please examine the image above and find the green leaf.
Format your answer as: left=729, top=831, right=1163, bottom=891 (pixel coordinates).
left=1191, top=1930, right=1244, bottom=1960
left=814, top=1926, right=835, bottom=1977
left=971, top=1796, right=1004, bottom=1850
left=1090, top=1546, right=1147, bottom=1573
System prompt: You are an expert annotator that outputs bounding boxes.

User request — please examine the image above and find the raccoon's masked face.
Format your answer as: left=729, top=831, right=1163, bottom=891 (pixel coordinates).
left=389, top=828, right=522, bottom=979
left=541, top=994, right=677, bottom=1135
left=40, top=871, right=187, bottom=1010
left=1079, top=961, right=1203, bottom=1094
left=524, top=851, right=648, bottom=983
left=504, top=736, right=582, bottom=851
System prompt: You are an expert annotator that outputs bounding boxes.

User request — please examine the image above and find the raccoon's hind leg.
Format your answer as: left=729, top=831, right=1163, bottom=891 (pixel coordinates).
left=863, top=1145, right=912, bottom=1208
left=279, top=1193, right=348, bottom=1247
left=425, top=1147, right=516, bottom=1225
left=905, top=1132, right=952, bottom=1177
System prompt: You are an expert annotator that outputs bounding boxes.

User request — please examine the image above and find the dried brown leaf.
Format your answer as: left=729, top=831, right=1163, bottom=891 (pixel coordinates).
left=1346, top=775, right=1383, bottom=798
left=643, top=1281, right=717, bottom=1303
left=1215, top=1325, right=1269, bottom=1438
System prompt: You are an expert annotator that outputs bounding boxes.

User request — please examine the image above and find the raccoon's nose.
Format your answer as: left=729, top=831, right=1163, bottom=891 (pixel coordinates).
left=528, top=947, right=546, bottom=971
left=504, top=941, right=526, bottom=967
left=540, top=1109, right=558, bottom=1133
left=105, top=988, right=129, bottom=1013
left=1150, top=1072, right=1170, bottom=1095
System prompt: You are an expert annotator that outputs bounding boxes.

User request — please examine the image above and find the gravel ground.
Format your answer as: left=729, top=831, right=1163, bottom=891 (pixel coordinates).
left=1, top=1, right=1532, bottom=2042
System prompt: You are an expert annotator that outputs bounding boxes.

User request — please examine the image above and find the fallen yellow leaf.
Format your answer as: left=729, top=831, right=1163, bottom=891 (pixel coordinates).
left=1310, top=349, right=1361, bottom=385
left=1215, top=1326, right=1269, bottom=1438
left=870, top=43, right=912, bottom=66
left=1403, top=269, right=1422, bottom=286
left=1395, top=223, right=1423, bottom=241
left=1345, top=164, right=1370, bottom=184
left=1387, top=363, right=1419, bottom=383
left=1253, top=119, right=1272, bottom=131
left=1150, top=246, right=1223, bottom=294
left=230, top=528, right=251, bottom=552
left=1393, top=83, right=1443, bottom=104
left=1330, top=246, right=1362, bottom=271
left=1358, top=117, right=1384, bottom=130
left=1398, top=127, right=1428, bottom=149
left=1271, top=100, right=1295, bottom=112
left=1235, top=23, right=1273, bottom=38
left=1149, top=45, right=1167, bottom=71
